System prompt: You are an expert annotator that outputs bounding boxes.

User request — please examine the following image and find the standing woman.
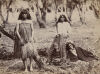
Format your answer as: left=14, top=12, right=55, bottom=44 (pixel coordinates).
left=15, top=9, right=43, bottom=72
left=55, top=14, right=72, bottom=62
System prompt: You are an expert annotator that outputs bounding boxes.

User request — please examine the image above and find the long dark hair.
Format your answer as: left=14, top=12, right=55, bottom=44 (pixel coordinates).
left=57, top=14, right=68, bottom=23
left=66, top=42, right=76, bottom=51
left=18, top=9, right=31, bottom=20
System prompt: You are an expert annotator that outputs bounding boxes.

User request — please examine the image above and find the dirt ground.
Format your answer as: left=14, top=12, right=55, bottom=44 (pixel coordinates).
left=0, top=18, right=100, bottom=74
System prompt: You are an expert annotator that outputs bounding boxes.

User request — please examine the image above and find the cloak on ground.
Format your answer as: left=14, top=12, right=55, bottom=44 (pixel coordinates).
left=66, top=42, right=98, bottom=62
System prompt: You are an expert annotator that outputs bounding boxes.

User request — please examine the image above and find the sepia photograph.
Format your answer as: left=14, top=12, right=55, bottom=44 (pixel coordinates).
left=0, top=0, right=100, bottom=74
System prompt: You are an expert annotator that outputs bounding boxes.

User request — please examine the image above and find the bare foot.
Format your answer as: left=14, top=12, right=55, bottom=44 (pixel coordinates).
left=30, top=67, right=33, bottom=72
left=24, top=69, right=28, bottom=72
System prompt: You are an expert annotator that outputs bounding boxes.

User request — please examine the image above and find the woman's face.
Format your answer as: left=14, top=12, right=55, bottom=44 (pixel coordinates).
left=69, top=43, right=74, bottom=49
left=60, top=16, right=65, bottom=22
left=23, top=13, right=27, bottom=19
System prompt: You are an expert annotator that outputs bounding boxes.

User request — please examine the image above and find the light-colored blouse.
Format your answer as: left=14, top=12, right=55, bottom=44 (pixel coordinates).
left=57, top=22, right=72, bottom=36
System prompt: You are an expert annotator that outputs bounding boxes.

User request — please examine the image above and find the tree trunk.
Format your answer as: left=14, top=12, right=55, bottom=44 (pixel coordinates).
left=13, top=28, right=21, bottom=58
left=36, top=0, right=46, bottom=28
left=36, top=11, right=46, bottom=28
left=14, top=38, right=21, bottom=58
left=41, top=0, right=46, bottom=22
left=41, top=8, right=46, bottom=22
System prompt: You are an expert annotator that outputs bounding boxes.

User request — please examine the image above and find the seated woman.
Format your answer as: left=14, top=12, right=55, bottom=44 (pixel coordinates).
left=66, top=42, right=98, bottom=62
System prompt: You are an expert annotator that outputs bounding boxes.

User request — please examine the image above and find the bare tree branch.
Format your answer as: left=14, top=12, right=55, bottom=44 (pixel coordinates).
left=0, top=26, right=14, bottom=40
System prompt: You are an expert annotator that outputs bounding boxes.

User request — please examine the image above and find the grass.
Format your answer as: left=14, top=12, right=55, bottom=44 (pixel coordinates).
left=0, top=19, right=100, bottom=74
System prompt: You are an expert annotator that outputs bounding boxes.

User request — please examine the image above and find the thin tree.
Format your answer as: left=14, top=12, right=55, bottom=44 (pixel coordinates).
left=0, top=0, right=14, bottom=39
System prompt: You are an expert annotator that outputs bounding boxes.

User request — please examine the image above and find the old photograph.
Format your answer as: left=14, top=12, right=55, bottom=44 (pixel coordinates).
left=0, top=0, right=100, bottom=74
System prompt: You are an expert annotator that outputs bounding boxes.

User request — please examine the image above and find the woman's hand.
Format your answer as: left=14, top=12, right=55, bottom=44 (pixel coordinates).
left=20, top=39, right=24, bottom=46
left=29, top=37, right=33, bottom=43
